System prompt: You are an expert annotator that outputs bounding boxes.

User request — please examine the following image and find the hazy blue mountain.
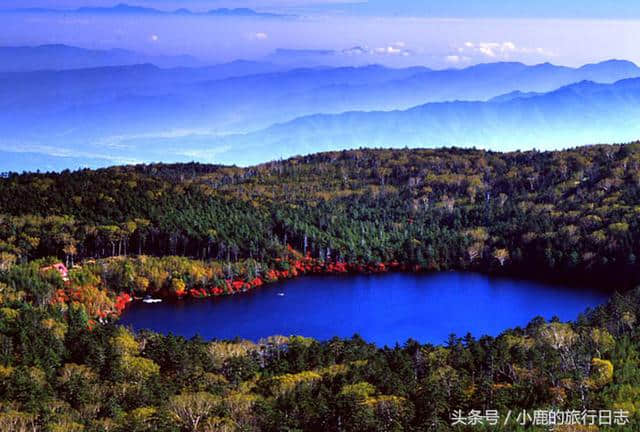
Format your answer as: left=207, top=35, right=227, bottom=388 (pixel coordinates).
left=0, top=61, right=287, bottom=91
left=205, top=8, right=287, bottom=18
left=266, top=49, right=346, bottom=67
left=0, top=45, right=206, bottom=72
left=327, top=60, right=640, bottom=108
left=1, top=59, right=640, bottom=171
left=5, top=4, right=289, bottom=18
left=0, top=64, right=432, bottom=138
left=4, top=59, right=636, bottom=133
left=75, top=4, right=160, bottom=14
left=206, top=78, right=640, bottom=165
left=489, top=91, right=542, bottom=103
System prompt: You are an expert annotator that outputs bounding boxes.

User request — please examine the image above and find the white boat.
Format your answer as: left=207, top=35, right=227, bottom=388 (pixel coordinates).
left=143, top=297, right=163, bottom=304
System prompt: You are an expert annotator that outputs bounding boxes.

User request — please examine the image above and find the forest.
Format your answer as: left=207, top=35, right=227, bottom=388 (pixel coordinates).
left=0, top=143, right=640, bottom=430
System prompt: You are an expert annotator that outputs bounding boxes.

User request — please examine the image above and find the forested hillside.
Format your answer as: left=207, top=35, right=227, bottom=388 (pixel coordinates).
left=2, top=143, right=639, bottom=287
left=1, top=144, right=640, bottom=431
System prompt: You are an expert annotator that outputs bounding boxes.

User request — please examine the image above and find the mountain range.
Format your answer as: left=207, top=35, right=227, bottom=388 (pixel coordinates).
left=209, top=78, right=640, bottom=165
left=4, top=4, right=288, bottom=18
left=1, top=48, right=639, bottom=171
left=0, top=45, right=207, bottom=72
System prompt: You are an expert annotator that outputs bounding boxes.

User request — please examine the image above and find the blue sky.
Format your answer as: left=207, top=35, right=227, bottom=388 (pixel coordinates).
left=0, top=1, right=639, bottom=68
left=343, top=0, right=640, bottom=18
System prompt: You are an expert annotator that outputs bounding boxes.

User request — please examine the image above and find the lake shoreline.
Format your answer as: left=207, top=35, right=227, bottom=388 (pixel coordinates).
left=119, top=253, right=620, bottom=312
left=120, top=271, right=610, bottom=346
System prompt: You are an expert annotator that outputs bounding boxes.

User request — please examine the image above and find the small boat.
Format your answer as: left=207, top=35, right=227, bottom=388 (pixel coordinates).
left=277, top=292, right=285, bottom=297
left=143, top=296, right=163, bottom=304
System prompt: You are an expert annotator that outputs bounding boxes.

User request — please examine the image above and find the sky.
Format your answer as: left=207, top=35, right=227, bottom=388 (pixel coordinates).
left=0, top=1, right=639, bottom=68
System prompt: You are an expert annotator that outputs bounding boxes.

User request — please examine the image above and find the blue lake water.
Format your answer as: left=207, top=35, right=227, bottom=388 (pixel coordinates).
left=119, top=272, right=609, bottom=346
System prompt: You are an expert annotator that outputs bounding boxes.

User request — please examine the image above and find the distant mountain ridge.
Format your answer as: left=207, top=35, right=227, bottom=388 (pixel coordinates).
left=360, top=59, right=640, bottom=106
left=205, top=77, right=640, bottom=165
left=4, top=3, right=289, bottom=18
left=489, top=90, right=541, bottom=103
left=1, top=56, right=639, bottom=170
left=0, top=45, right=207, bottom=72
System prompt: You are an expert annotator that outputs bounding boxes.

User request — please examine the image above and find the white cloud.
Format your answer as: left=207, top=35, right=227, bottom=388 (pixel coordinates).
left=476, top=42, right=516, bottom=57
left=456, top=41, right=554, bottom=60
left=386, top=46, right=402, bottom=54
left=0, top=142, right=140, bottom=165
left=150, top=34, right=159, bottom=42
left=254, top=32, right=269, bottom=40
left=445, top=54, right=472, bottom=64
left=373, top=42, right=413, bottom=56
left=176, top=146, right=233, bottom=161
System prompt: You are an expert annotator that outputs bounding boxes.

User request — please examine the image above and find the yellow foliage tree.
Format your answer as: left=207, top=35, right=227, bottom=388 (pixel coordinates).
left=167, top=392, right=221, bottom=432
left=588, top=358, right=614, bottom=389
left=0, top=411, right=38, bottom=432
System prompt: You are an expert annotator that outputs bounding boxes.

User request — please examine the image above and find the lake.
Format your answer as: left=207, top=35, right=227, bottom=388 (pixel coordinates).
left=119, top=272, right=609, bottom=346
